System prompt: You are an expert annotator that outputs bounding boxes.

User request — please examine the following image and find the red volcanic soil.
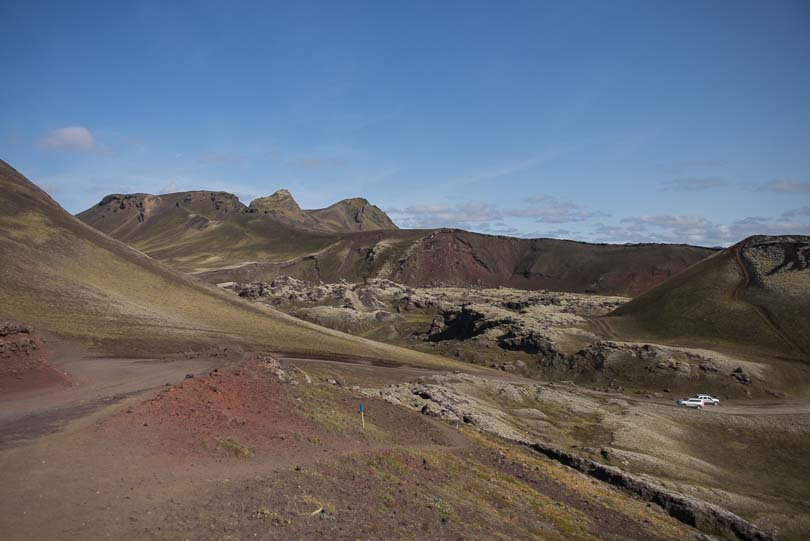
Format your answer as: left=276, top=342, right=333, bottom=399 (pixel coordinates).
left=104, top=354, right=301, bottom=458
left=391, top=229, right=714, bottom=296
left=102, top=354, right=460, bottom=466
left=0, top=320, right=69, bottom=393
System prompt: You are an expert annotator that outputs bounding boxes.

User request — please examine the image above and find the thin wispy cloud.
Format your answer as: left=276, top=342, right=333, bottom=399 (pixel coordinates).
left=475, top=222, right=520, bottom=236
left=658, top=159, right=727, bottom=174
left=41, top=127, right=96, bottom=152
left=510, top=194, right=607, bottom=223
left=506, top=200, right=602, bottom=223
left=198, top=151, right=249, bottom=165
left=658, top=177, right=727, bottom=192
left=504, top=228, right=574, bottom=240
left=544, top=228, right=572, bottom=238
left=287, top=156, right=348, bottom=170
left=753, top=179, right=810, bottom=194
left=442, top=145, right=570, bottom=189
left=783, top=206, right=810, bottom=218
left=159, top=181, right=179, bottom=194
left=388, top=202, right=502, bottom=229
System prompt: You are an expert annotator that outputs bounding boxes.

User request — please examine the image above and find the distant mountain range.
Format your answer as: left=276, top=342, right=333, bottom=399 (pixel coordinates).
left=78, top=188, right=397, bottom=237
left=77, top=188, right=715, bottom=297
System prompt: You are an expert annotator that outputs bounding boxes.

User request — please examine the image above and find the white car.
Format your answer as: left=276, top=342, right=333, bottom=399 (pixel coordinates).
left=694, top=394, right=719, bottom=406
left=677, top=397, right=705, bottom=409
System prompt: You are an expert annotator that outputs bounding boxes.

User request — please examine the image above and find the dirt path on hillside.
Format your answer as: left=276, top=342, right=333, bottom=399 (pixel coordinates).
left=612, top=394, right=810, bottom=415
left=190, top=239, right=344, bottom=275
left=0, top=344, right=473, bottom=449
left=732, top=244, right=809, bottom=359
left=0, top=341, right=218, bottom=447
left=590, top=317, right=617, bottom=340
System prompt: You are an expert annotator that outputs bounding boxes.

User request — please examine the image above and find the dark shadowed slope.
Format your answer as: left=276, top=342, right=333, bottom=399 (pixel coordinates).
left=0, top=159, right=463, bottom=367
left=78, top=192, right=715, bottom=297
left=607, top=235, right=810, bottom=361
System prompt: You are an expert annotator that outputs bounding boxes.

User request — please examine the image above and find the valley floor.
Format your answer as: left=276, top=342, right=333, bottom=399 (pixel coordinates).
left=2, top=341, right=808, bottom=540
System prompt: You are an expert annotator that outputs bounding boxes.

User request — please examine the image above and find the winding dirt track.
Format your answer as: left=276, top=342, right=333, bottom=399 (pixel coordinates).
left=0, top=345, right=464, bottom=449
left=732, top=244, right=808, bottom=359
left=0, top=353, right=219, bottom=447
left=590, top=317, right=617, bottom=340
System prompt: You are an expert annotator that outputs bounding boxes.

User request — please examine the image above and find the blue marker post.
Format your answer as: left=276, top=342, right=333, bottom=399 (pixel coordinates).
left=359, top=403, right=365, bottom=430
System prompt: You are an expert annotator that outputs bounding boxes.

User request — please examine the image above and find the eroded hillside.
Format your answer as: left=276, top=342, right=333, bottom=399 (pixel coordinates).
left=608, top=235, right=810, bottom=362
left=0, top=159, right=459, bottom=367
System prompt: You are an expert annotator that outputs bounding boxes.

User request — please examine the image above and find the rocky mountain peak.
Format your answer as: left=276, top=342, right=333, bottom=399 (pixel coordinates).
left=336, top=197, right=369, bottom=207
left=249, top=189, right=302, bottom=214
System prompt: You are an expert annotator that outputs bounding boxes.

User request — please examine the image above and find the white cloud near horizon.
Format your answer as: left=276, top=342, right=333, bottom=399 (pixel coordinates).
left=590, top=214, right=810, bottom=246
left=387, top=195, right=604, bottom=230
left=505, top=198, right=604, bottom=223
left=41, top=127, right=96, bottom=152
left=387, top=202, right=502, bottom=229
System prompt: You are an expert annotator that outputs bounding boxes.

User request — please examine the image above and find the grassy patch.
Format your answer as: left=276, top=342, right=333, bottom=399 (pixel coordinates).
left=300, top=494, right=336, bottom=516
left=216, top=437, right=254, bottom=459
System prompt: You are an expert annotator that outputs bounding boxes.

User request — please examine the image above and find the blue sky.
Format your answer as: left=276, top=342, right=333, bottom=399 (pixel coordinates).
left=2, top=0, right=809, bottom=246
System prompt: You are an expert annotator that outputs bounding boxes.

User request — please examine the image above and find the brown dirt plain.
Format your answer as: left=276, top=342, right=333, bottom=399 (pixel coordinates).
left=1, top=344, right=708, bottom=541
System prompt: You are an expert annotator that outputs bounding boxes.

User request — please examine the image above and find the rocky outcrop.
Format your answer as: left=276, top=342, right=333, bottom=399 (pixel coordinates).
left=77, top=190, right=249, bottom=241
left=309, top=197, right=399, bottom=231
left=744, top=235, right=810, bottom=278
left=366, top=373, right=774, bottom=541
left=362, top=373, right=537, bottom=441
left=249, top=189, right=302, bottom=214
left=247, top=191, right=398, bottom=232
left=92, top=193, right=153, bottom=224
left=731, top=367, right=752, bottom=385
left=425, top=305, right=510, bottom=342
left=0, top=320, right=33, bottom=337
left=526, top=442, right=773, bottom=541
left=499, top=330, right=559, bottom=356
left=423, top=303, right=570, bottom=361
left=567, top=341, right=765, bottom=388
left=0, top=320, right=49, bottom=378
left=221, top=276, right=771, bottom=395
